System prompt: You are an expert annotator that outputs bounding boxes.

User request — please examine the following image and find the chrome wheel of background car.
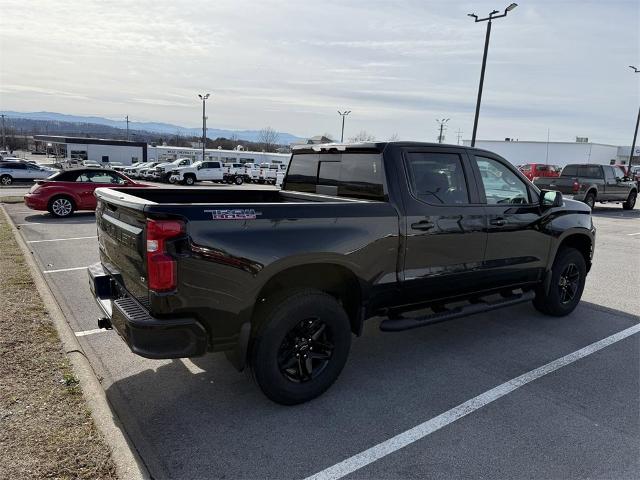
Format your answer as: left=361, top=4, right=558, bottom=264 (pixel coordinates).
left=0, top=175, right=12, bottom=185
left=277, top=317, right=333, bottom=383
left=558, top=263, right=580, bottom=304
left=51, top=198, right=73, bottom=217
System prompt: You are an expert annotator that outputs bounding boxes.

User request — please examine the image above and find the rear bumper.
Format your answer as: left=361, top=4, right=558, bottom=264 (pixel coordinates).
left=23, top=193, right=47, bottom=210
left=88, top=262, right=208, bottom=359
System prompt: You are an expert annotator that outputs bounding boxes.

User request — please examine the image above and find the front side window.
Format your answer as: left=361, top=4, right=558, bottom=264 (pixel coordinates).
left=603, top=166, right=615, bottom=182
left=474, top=156, right=529, bottom=205
left=405, top=152, right=469, bottom=205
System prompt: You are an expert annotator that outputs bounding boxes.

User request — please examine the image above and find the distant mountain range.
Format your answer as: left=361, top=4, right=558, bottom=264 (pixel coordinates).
left=0, top=111, right=304, bottom=144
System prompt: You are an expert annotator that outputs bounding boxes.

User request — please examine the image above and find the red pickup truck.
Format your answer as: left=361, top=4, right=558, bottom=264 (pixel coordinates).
left=518, top=163, right=561, bottom=181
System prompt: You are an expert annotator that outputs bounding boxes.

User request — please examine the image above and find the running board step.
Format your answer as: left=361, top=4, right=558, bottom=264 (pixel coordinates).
left=379, top=290, right=535, bottom=332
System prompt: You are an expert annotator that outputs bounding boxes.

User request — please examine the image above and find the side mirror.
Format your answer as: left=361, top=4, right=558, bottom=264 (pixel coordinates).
left=540, top=189, right=562, bottom=208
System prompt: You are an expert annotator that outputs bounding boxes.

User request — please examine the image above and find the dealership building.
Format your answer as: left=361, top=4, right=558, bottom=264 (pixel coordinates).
left=34, top=135, right=147, bottom=165
left=464, top=139, right=638, bottom=168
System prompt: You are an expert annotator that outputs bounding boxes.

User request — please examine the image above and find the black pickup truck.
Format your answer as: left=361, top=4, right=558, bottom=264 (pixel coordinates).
left=90, top=142, right=595, bottom=404
left=534, top=164, right=637, bottom=210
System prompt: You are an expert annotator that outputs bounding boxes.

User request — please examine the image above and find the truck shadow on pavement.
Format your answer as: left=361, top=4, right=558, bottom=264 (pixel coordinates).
left=105, top=301, right=639, bottom=479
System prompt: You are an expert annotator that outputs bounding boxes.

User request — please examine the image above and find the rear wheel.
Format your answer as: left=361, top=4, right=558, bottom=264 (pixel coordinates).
left=622, top=190, right=637, bottom=210
left=533, top=247, right=586, bottom=316
left=583, top=192, right=596, bottom=209
left=48, top=196, right=75, bottom=218
left=0, top=174, right=13, bottom=185
left=250, top=289, right=351, bottom=405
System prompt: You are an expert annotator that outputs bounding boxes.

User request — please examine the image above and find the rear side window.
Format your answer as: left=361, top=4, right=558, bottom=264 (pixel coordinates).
left=577, top=165, right=602, bottom=178
left=285, top=153, right=386, bottom=200
left=405, top=152, right=469, bottom=205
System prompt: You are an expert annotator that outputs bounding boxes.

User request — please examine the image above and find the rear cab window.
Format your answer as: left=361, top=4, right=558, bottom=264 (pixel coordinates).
left=284, top=152, right=387, bottom=201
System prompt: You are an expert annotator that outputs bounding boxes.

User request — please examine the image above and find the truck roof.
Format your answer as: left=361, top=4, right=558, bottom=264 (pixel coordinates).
left=291, top=141, right=478, bottom=154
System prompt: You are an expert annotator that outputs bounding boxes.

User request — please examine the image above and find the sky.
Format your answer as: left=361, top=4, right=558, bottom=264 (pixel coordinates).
left=0, top=0, right=638, bottom=144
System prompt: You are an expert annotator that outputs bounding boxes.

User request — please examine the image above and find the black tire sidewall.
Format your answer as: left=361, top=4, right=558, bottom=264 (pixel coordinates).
left=185, top=175, right=195, bottom=185
left=1, top=175, right=12, bottom=185
left=48, top=196, right=75, bottom=218
left=251, top=290, right=351, bottom=405
left=584, top=193, right=595, bottom=209
left=623, top=191, right=636, bottom=210
left=535, top=248, right=586, bottom=316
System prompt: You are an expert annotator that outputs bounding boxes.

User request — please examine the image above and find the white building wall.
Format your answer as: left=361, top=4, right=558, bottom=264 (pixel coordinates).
left=65, top=143, right=144, bottom=165
left=147, top=146, right=290, bottom=165
left=463, top=141, right=619, bottom=168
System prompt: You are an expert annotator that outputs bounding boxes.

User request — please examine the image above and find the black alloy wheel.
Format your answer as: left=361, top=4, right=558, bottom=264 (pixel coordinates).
left=558, top=263, right=580, bottom=304
left=277, top=318, right=334, bottom=383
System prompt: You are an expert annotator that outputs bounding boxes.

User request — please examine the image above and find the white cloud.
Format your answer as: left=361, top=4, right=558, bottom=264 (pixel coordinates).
left=0, top=0, right=638, bottom=144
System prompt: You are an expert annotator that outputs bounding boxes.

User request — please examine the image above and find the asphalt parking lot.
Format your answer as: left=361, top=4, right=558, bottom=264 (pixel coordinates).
left=2, top=194, right=639, bottom=480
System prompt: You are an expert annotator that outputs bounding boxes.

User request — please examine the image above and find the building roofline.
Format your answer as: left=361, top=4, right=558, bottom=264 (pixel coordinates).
left=468, top=139, right=621, bottom=148
left=33, top=135, right=147, bottom=148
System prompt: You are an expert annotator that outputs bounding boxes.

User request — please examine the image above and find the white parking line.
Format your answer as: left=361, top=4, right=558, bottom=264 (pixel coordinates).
left=304, top=323, right=640, bottom=480
left=28, top=236, right=97, bottom=244
left=43, top=266, right=88, bottom=274
left=627, top=232, right=640, bottom=236
left=17, top=223, right=43, bottom=226
left=75, top=328, right=107, bottom=337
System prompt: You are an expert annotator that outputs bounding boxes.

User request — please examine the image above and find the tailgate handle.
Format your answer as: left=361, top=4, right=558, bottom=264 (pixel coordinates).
left=411, top=220, right=435, bottom=231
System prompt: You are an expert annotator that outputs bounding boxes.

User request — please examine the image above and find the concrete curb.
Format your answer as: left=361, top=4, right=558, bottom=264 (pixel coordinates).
left=1, top=204, right=150, bottom=480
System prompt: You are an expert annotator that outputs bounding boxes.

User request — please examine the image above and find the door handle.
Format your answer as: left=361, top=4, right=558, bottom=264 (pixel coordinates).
left=411, top=220, right=435, bottom=231
left=490, top=218, right=506, bottom=226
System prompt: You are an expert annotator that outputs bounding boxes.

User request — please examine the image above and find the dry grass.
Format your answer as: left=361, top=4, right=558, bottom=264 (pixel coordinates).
left=0, top=209, right=117, bottom=479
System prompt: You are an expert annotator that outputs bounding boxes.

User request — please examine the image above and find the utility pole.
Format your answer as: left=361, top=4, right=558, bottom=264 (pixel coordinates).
left=338, top=110, right=351, bottom=142
left=468, top=3, right=518, bottom=147
left=456, top=129, right=463, bottom=145
left=1, top=114, right=6, bottom=150
left=125, top=115, right=130, bottom=141
left=198, top=93, right=210, bottom=161
left=436, top=118, right=450, bottom=143
left=628, top=66, right=639, bottom=174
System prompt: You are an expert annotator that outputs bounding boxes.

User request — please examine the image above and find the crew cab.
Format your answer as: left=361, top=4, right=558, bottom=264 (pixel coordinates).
left=534, top=163, right=637, bottom=210
left=90, top=142, right=595, bottom=405
left=153, top=158, right=195, bottom=182
left=169, top=160, right=224, bottom=185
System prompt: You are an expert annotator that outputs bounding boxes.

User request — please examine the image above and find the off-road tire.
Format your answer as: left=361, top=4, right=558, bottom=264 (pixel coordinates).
left=622, top=190, right=637, bottom=210
left=250, top=289, right=351, bottom=405
left=533, top=247, right=586, bottom=317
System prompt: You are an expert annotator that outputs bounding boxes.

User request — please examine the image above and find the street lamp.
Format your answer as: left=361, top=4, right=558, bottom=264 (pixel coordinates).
left=628, top=66, right=639, bottom=174
left=198, top=93, right=210, bottom=161
left=338, top=110, right=351, bottom=142
left=436, top=118, right=450, bottom=143
left=468, top=3, right=518, bottom=147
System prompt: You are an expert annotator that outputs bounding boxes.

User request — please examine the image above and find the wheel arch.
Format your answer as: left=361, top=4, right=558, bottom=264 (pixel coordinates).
left=251, top=263, right=364, bottom=337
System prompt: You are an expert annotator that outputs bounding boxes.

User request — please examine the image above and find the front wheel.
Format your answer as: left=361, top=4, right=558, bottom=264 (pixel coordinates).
left=184, top=175, right=195, bottom=186
left=583, top=192, right=596, bottom=209
left=0, top=174, right=13, bottom=185
left=533, top=247, right=587, bottom=317
left=234, top=176, right=244, bottom=185
left=622, top=190, right=637, bottom=210
left=250, top=289, right=352, bottom=405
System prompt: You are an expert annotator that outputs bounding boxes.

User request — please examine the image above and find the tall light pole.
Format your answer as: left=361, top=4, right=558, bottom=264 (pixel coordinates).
left=198, top=93, right=210, bottom=161
left=338, top=110, right=351, bottom=142
left=0, top=114, right=6, bottom=150
left=436, top=118, right=450, bottom=143
left=125, top=115, right=130, bottom=141
left=468, top=3, right=518, bottom=147
left=628, top=66, right=639, bottom=174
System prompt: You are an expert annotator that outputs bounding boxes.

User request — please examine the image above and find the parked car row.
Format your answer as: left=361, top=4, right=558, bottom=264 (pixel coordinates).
left=0, top=160, right=57, bottom=185
left=123, top=157, right=287, bottom=186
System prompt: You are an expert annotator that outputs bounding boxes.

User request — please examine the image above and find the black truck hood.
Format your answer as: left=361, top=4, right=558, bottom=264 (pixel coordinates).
left=563, top=197, right=591, bottom=212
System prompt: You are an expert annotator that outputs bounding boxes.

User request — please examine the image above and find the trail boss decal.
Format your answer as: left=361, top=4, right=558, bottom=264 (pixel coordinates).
left=204, top=209, right=261, bottom=220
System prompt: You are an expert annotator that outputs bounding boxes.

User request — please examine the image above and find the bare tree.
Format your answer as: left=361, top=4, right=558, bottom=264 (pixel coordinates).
left=388, top=133, right=400, bottom=141
left=257, top=126, right=280, bottom=152
left=348, top=130, right=376, bottom=143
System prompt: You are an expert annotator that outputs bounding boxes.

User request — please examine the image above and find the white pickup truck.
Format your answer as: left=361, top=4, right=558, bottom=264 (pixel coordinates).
left=169, top=160, right=224, bottom=185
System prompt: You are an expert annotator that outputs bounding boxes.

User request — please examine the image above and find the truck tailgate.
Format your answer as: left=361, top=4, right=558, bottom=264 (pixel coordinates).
left=534, top=177, right=576, bottom=194
left=96, top=200, right=149, bottom=302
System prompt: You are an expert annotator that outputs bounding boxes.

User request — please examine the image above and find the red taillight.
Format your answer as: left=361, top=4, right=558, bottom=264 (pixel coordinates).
left=146, top=219, right=184, bottom=292
left=572, top=180, right=580, bottom=193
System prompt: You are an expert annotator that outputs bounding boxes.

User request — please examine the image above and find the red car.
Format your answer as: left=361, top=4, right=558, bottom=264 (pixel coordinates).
left=518, top=163, right=561, bottom=181
left=24, top=168, right=146, bottom=218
